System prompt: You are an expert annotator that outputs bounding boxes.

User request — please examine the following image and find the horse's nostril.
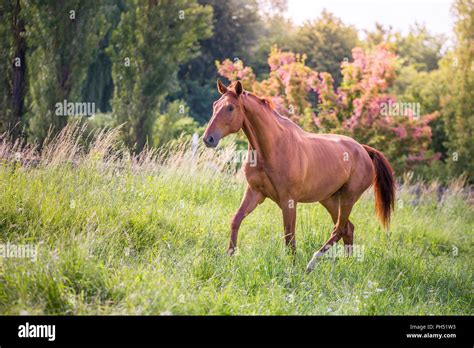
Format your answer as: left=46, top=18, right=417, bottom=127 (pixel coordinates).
left=204, top=135, right=217, bottom=148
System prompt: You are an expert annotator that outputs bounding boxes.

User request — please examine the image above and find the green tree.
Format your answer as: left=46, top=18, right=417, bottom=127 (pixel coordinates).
left=81, top=1, right=124, bottom=113
left=0, top=0, right=27, bottom=139
left=292, top=10, right=359, bottom=86
left=396, top=24, right=445, bottom=72
left=379, top=24, right=447, bottom=164
left=441, top=0, right=474, bottom=179
left=247, top=14, right=296, bottom=78
left=175, top=0, right=261, bottom=123
left=152, top=100, right=200, bottom=147
left=108, top=0, right=212, bottom=151
left=24, top=0, right=108, bottom=143
left=364, top=23, right=396, bottom=49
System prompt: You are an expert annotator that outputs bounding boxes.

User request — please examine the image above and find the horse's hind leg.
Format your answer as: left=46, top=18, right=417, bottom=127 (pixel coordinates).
left=306, top=191, right=355, bottom=272
left=320, top=194, right=354, bottom=250
left=320, top=196, right=354, bottom=248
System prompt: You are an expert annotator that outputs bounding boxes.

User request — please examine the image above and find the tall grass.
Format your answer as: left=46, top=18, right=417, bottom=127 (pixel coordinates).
left=0, top=123, right=472, bottom=315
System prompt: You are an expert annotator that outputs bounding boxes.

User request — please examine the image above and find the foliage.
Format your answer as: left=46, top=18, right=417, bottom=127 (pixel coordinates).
left=332, top=46, right=438, bottom=172
left=175, top=0, right=262, bottom=123
left=81, top=0, right=124, bottom=113
left=364, top=23, right=445, bottom=72
left=217, top=45, right=438, bottom=173
left=395, top=23, right=445, bottom=72
left=439, top=0, right=474, bottom=179
left=0, top=1, right=471, bottom=181
left=292, top=10, right=359, bottom=86
left=0, top=0, right=27, bottom=139
left=382, top=24, right=450, bottom=176
left=152, top=100, right=201, bottom=148
left=246, top=14, right=296, bottom=78
left=108, top=0, right=212, bottom=152
left=24, top=0, right=109, bottom=143
left=0, top=2, right=14, bottom=134
left=391, top=65, right=449, bottom=161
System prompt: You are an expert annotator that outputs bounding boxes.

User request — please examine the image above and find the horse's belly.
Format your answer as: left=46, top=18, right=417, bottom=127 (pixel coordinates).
left=297, top=177, right=346, bottom=202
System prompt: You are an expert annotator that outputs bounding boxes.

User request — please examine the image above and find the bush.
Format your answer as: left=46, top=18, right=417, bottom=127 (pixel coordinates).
left=152, top=100, right=202, bottom=148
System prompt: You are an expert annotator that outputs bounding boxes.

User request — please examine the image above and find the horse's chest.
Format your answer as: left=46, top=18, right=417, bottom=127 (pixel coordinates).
left=244, top=164, right=279, bottom=200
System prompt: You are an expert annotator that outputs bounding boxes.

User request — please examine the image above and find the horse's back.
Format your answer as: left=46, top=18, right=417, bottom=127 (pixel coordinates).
left=306, top=133, right=371, bottom=161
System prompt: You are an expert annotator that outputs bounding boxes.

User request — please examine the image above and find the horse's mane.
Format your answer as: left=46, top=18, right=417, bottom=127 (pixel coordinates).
left=243, top=91, right=294, bottom=123
left=227, top=81, right=276, bottom=111
left=244, top=91, right=275, bottom=111
left=227, top=82, right=292, bottom=123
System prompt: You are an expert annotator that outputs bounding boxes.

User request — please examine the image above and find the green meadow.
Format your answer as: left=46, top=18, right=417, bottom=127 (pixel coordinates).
left=0, top=127, right=472, bottom=315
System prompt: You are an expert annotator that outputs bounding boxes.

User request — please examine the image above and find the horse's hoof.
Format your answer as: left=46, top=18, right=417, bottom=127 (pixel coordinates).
left=226, top=248, right=235, bottom=256
left=305, top=252, right=324, bottom=273
left=305, top=262, right=316, bottom=273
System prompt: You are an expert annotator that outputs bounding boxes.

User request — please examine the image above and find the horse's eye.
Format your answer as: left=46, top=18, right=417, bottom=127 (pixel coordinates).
left=227, top=105, right=234, bottom=112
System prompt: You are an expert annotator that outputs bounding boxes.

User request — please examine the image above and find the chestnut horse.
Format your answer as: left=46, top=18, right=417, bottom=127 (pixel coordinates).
left=203, top=80, right=395, bottom=272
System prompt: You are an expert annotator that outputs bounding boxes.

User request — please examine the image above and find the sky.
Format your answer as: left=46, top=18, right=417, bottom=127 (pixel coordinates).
left=286, top=0, right=455, bottom=39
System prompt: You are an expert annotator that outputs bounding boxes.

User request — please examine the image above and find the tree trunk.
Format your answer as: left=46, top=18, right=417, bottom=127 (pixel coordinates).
left=11, top=0, right=26, bottom=140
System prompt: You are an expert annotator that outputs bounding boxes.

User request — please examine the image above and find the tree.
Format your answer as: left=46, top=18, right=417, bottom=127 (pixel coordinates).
left=81, top=1, right=124, bottom=113
left=441, top=0, right=474, bottom=179
left=24, top=0, right=108, bottom=143
left=217, top=45, right=437, bottom=173
left=292, top=10, right=359, bottom=86
left=175, top=0, right=262, bottom=123
left=152, top=100, right=200, bottom=148
left=108, top=0, right=212, bottom=151
left=395, top=23, right=445, bottom=72
left=0, top=0, right=27, bottom=139
left=364, top=23, right=397, bottom=49
left=391, top=66, right=449, bottom=161
left=246, top=14, right=296, bottom=78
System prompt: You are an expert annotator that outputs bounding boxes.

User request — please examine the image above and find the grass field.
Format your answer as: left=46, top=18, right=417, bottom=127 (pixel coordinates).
left=0, top=125, right=472, bottom=315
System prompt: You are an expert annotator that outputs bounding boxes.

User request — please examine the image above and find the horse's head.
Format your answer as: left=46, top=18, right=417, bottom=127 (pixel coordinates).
left=203, top=80, right=245, bottom=148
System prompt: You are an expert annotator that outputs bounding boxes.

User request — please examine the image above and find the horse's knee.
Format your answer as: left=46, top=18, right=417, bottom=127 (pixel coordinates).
left=230, top=212, right=243, bottom=231
left=230, top=219, right=239, bottom=231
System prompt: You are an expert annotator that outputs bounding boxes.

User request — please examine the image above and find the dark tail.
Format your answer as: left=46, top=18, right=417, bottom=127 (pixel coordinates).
left=362, top=145, right=395, bottom=229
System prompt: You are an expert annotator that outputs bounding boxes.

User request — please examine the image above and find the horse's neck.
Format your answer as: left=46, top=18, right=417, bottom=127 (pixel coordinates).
left=241, top=97, right=284, bottom=158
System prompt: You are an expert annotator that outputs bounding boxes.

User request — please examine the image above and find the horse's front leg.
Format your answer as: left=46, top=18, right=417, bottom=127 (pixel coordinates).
left=281, top=198, right=297, bottom=252
left=228, top=186, right=264, bottom=255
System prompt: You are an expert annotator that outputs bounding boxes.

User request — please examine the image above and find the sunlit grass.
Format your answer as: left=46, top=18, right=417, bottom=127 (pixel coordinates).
left=0, top=124, right=472, bottom=315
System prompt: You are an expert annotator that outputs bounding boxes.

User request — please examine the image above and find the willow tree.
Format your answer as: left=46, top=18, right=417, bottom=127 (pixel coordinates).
left=108, top=0, right=212, bottom=151
left=25, top=0, right=108, bottom=143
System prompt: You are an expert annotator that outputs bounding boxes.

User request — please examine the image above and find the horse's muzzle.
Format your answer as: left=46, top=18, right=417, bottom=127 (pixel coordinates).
left=203, top=135, right=218, bottom=148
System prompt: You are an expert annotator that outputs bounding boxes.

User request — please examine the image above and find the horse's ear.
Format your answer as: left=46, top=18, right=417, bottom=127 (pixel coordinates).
left=217, top=79, right=227, bottom=94
left=234, top=81, right=243, bottom=97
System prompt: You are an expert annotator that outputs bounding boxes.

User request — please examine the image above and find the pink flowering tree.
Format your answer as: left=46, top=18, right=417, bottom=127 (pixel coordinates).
left=216, top=44, right=439, bottom=172
left=217, top=47, right=320, bottom=130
